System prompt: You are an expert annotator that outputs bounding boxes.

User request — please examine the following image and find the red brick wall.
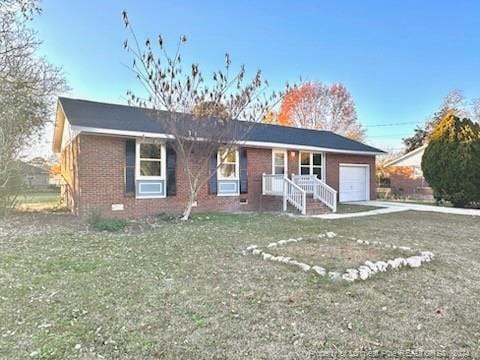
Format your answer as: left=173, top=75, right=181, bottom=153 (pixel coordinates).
left=325, top=153, right=377, bottom=200
left=73, top=134, right=288, bottom=217
left=390, top=166, right=433, bottom=199
left=62, top=134, right=377, bottom=217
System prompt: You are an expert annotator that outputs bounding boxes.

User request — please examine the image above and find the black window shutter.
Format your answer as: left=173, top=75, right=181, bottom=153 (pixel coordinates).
left=240, top=148, right=248, bottom=194
left=125, top=140, right=136, bottom=194
left=209, top=153, right=217, bottom=194
left=166, top=144, right=176, bottom=196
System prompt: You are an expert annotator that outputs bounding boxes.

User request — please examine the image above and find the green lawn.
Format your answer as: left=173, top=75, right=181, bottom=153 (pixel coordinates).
left=16, top=191, right=62, bottom=211
left=336, top=203, right=382, bottom=213
left=0, top=210, right=479, bottom=358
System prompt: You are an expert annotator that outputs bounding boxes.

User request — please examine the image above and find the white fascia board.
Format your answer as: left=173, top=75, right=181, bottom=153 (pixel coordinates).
left=70, top=125, right=174, bottom=140
left=70, top=125, right=383, bottom=156
left=384, top=144, right=427, bottom=167
left=238, top=140, right=384, bottom=156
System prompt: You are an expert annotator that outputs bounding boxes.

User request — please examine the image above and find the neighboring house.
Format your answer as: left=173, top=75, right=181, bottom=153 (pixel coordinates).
left=384, top=145, right=433, bottom=200
left=52, top=97, right=384, bottom=217
left=20, top=162, right=50, bottom=189
left=49, top=173, right=63, bottom=188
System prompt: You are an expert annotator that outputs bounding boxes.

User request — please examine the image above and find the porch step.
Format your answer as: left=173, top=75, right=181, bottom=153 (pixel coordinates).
left=305, top=198, right=330, bottom=215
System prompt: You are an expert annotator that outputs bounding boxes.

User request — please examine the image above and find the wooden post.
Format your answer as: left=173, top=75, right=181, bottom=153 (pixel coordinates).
left=262, top=173, right=265, bottom=195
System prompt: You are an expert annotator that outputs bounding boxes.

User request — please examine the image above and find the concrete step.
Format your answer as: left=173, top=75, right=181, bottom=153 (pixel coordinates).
left=305, top=199, right=330, bottom=215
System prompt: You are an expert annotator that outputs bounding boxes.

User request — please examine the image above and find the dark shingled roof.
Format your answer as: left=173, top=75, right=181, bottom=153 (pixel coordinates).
left=59, top=97, right=384, bottom=154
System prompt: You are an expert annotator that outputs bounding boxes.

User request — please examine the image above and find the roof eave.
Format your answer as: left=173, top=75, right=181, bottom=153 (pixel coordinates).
left=384, top=144, right=427, bottom=167
left=71, top=125, right=384, bottom=156
left=52, top=100, right=66, bottom=153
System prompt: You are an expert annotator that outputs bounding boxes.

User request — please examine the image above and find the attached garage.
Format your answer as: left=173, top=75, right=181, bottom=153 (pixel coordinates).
left=339, top=164, right=370, bottom=202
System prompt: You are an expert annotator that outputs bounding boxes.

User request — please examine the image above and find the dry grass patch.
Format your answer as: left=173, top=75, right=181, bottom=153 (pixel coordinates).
left=268, top=237, right=411, bottom=271
left=0, top=210, right=479, bottom=358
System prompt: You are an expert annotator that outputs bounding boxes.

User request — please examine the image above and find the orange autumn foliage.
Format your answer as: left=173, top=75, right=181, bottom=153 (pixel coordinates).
left=278, top=83, right=318, bottom=126
left=276, top=82, right=365, bottom=140
left=385, top=166, right=414, bottom=179
left=49, top=164, right=61, bottom=175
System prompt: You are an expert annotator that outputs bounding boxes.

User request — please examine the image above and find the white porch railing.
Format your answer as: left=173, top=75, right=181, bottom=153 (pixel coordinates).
left=262, top=174, right=285, bottom=196
left=312, top=178, right=337, bottom=212
left=293, top=174, right=337, bottom=212
left=283, top=177, right=306, bottom=215
left=291, top=174, right=315, bottom=194
left=262, top=173, right=306, bottom=215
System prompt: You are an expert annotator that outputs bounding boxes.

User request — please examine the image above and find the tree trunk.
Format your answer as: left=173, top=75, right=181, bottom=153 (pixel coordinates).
left=181, top=187, right=197, bottom=221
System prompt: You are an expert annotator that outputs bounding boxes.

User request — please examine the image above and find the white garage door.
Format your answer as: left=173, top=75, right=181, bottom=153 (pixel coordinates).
left=339, top=165, right=369, bottom=202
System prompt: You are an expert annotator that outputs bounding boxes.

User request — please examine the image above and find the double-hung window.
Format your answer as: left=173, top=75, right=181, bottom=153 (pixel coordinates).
left=139, top=143, right=164, bottom=178
left=299, top=151, right=323, bottom=180
left=217, top=148, right=239, bottom=195
left=136, top=141, right=166, bottom=198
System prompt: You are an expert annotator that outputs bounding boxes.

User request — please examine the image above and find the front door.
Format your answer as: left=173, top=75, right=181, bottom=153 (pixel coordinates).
left=272, top=149, right=287, bottom=194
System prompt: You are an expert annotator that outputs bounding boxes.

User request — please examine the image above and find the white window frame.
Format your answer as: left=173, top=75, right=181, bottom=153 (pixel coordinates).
left=298, top=151, right=325, bottom=180
left=272, top=149, right=288, bottom=175
left=217, top=148, right=240, bottom=181
left=135, top=139, right=166, bottom=181
left=217, top=181, right=239, bottom=197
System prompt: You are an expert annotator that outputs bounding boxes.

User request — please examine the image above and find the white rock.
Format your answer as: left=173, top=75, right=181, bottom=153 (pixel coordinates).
left=326, top=232, right=336, bottom=238
left=399, top=246, right=411, bottom=251
left=364, top=240, right=370, bottom=245
left=356, top=239, right=364, bottom=244
left=420, top=251, right=434, bottom=261
left=246, top=245, right=257, bottom=251
left=286, top=239, right=297, bottom=243
left=252, top=249, right=262, bottom=256
left=406, top=256, right=422, bottom=268
left=365, top=260, right=378, bottom=273
left=318, top=234, right=325, bottom=238
left=342, top=273, right=357, bottom=282
left=278, top=240, right=287, bottom=245
left=298, top=263, right=311, bottom=272
left=262, top=253, right=273, bottom=261
left=344, top=268, right=359, bottom=281
left=328, top=271, right=341, bottom=281
left=375, top=261, right=388, bottom=272
left=388, top=258, right=403, bottom=269
left=312, top=265, right=326, bottom=276
left=358, top=266, right=371, bottom=280
left=296, top=237, right=303, bottom=241
left=289, top=260, right=310, bottom=271
left=267, top=243, right=277, bottom=248
left=75, top=344, right=81, bottom=350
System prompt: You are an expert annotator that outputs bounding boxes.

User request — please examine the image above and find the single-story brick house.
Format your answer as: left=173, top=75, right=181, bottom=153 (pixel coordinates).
left=53, top=97, right=384, bottom=217
left=384, top=145, right=433, bottom=200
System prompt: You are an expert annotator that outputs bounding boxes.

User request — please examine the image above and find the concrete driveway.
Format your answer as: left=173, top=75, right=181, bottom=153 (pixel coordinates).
left=354, top=200, right=480, bottom=217
left=311, top=200, right=480, bottom=219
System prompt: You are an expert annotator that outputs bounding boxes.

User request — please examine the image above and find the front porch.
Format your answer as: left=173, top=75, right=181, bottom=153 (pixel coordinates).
left=262, top=174, right=337, bottom=215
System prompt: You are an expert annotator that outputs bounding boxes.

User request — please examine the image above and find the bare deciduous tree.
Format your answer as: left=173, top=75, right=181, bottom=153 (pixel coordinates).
left=0, top=0, right=66, bottom=215
left=122, top=12, right=279, bottom=220
left=403, top=89, right=480, bottom=153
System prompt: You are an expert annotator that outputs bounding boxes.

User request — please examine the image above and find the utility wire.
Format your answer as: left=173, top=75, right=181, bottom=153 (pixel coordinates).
left=363, top=121, right=421, bottom=128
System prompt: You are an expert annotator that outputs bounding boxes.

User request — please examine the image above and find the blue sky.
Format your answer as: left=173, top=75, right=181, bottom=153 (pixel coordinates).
left=32, top=0, right=480, bottom=155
